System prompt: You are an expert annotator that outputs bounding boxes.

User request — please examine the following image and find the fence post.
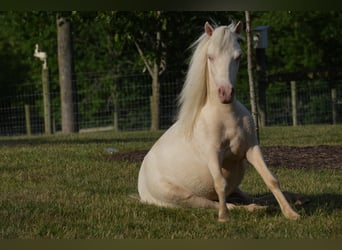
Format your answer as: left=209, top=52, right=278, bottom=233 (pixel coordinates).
left=113, top=111, right=118, bottom=132
left=52, top=115, right=56, bottom=134
left=113, top=98, right=119, bottom=132
left=25, top=104, right=31, bottom=136
left=331, top=87, right=337, bottom=124
left=291, top=81, right=298, bottom=126
left=42, top=67, right=52, bottom=134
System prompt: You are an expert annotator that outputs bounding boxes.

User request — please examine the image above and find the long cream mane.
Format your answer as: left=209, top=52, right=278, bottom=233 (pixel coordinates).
left=176, top=32, right=210, bottom=136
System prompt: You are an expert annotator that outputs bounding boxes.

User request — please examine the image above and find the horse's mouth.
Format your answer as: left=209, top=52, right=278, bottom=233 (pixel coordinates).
left=218, top=86, right=235, bottom=104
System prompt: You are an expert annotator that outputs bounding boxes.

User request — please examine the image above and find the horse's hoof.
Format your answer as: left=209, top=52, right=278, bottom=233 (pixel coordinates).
left=246, top=203, right=268, bottom=212
left=218, top=217, right=228, bottom=222
left=218, top=213, right=228, bottom=222
left=286, top=212, right=301, bottom=220
left=294, top=197, right=310, bottom=206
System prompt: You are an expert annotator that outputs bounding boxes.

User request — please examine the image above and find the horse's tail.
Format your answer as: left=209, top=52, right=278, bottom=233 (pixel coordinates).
left=128, top=193, right=141, bottom=201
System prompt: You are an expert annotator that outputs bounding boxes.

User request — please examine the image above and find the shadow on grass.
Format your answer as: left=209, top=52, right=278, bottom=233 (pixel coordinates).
left=300, top=193, right=342, bottom=216
left=233, top=191, right=342, bottom=217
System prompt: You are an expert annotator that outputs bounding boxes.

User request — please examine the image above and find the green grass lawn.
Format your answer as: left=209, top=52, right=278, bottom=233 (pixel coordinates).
left=0, top=125, right=341, bottom=239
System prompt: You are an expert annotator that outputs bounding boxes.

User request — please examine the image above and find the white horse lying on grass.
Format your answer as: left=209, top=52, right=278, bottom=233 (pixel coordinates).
left=137, top=21, right=300, bottom=221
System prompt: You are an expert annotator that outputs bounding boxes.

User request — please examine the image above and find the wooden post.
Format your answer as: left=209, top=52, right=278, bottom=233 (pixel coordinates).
left=52, top=115, right=56, bottom=134
left=331, top=87, right=337, bottom=124
left=245, top=11, right=259, bottom=142
left=25, top=104, right=31, bottom=136
left=291, top=81, right=298, bottom=126
left=113, top=97, right=119, bottom=132
left=42, top=67, right=52, bottom=134
left=57, top=14, right=79, bottom=134
left=113, top=111, right=118, bottom=132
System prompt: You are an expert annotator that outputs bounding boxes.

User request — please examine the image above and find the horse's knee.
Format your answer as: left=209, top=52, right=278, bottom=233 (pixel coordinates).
left=266, top=176, right=280, bottom=190
left=214, top=177, right=228, bottom=194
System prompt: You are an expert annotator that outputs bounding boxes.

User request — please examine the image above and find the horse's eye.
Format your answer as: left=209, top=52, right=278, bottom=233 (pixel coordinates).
left=208, top=55, right=214, bottom=61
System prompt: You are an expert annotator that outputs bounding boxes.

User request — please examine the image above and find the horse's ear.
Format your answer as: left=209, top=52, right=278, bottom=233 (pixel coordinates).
left=205, top=22, right=214, bottom=36
left=234, top=21, right=243, bottom=34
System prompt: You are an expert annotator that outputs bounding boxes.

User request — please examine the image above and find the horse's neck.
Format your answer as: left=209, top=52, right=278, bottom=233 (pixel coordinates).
left=204, top=99, right=238, bottom=120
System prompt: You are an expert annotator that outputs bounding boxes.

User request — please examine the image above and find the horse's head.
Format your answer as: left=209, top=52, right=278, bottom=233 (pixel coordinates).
left=205, top=21, right=243, bottom=104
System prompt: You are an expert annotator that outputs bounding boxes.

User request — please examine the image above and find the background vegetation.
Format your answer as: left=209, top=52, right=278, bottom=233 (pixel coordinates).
left=0, top=11, right=341, bottom=134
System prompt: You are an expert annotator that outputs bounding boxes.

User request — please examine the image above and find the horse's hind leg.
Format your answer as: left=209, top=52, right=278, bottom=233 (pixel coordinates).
left=227, top=189, right=268, bottom=211
left=160, top=181, right=219, bottom=210
left=161, top=182, right=266, bottom=219
left=178, top=194, right=267, bottom=212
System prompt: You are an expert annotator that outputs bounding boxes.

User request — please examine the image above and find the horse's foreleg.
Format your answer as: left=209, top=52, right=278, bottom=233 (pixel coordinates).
left=246, top=145, right=300, bottom=220
left=207, top=152, right=229, bottom=222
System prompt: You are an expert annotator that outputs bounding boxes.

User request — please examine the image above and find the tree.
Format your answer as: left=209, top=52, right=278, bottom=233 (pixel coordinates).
left=130, top=11, right=166, bottom=131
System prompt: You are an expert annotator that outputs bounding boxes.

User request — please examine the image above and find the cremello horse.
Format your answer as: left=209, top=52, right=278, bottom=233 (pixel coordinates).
left=138, top=21, right=300, bottom=221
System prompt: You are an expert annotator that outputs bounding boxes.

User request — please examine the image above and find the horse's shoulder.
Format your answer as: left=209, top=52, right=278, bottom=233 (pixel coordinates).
left=233, top=101, right=258, bottom=142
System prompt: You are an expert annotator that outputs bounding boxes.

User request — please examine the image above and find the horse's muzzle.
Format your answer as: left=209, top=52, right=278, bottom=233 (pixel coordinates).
left=218, top=86, right=234, bottom=104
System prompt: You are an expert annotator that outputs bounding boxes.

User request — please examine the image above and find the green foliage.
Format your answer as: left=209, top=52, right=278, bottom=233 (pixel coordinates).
left=253, top=11, right=342, bottom=74
left=0, top=11, right=341, bottom=134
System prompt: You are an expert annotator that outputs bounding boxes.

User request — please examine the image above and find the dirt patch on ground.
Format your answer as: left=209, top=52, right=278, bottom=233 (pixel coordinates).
left=106, top=145, right=342, bottom=171
left=262, top=145, right=342, bottom=170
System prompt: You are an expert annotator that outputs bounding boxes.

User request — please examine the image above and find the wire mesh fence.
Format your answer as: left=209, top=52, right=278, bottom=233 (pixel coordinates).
left=0, top=71, right=341, bottom=136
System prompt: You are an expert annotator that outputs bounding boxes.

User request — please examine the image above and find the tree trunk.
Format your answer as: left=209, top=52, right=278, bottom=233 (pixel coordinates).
left=150, top=31, right=160, bottom=131
left=150, top=70, right=160, bottom=131
left=245, top=11, right=259, bottom=141
left=57, top=15, right=78, bottom=133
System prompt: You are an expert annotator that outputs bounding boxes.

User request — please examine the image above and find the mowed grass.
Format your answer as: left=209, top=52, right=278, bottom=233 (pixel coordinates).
left=0, top=125, right=341, bottom=239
